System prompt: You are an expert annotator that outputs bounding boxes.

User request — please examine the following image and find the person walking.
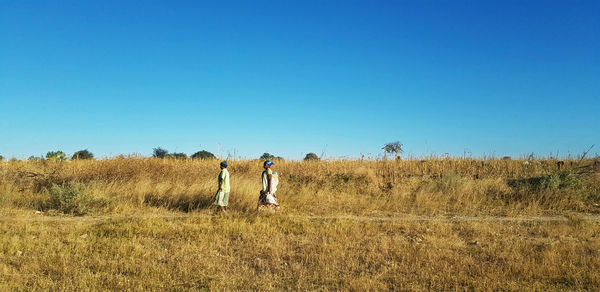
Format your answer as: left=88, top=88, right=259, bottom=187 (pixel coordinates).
left=214, top=161, right=230, bottom=212
left=258, top=160, right=279, bottom=210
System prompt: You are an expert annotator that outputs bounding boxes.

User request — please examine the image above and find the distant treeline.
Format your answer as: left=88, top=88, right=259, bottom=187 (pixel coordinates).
left=0, top=148, right=323, bottom=162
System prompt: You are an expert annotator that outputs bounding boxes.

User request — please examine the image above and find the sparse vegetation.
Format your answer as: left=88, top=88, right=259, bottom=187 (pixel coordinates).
left=44, top=183, right=111, bottom=215
left=28, top=155, right=44, bottom=161
left=169, top=152, right=188, bottom=160
left=0, top=157, right=599, bottom=290
left=46, top=150, right=67, bottom=161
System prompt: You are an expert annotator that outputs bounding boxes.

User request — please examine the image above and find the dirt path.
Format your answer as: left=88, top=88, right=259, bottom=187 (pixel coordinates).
left=1, top=212, right=599, bottom=223
left=296, top=214, right=600, bottom=223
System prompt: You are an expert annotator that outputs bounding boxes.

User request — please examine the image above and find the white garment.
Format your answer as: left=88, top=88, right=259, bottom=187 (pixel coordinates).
left=271, top=173, right=278, bottom=193
left=215, top=191, right=225, bottom=206
left=264, top=192, right=278, bottom=205
left=262, top=170, right=278, bottom=193
left=261, top=170, right=280, bottom=206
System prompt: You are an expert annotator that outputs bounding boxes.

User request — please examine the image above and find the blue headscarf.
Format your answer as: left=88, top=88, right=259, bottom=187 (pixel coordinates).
left=265, top=160, right=274, bottom=166
left=220, top=161, right=228, bottom=168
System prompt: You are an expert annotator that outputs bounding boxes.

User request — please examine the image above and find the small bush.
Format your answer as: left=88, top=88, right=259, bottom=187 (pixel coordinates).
left=72, top=149, right=94, bottom=160
left=510, top=170, right=583, bottom=192
left=28, top=156, right=44, bottom=161
left=46, top=151, right=67, bottom=161
left=304, top=153, right=320, bottom=161
left=169, top=152, right=188, bottom=160
left=506, top=170, right=590, bottom=207
left=540, top=170, right=582, bottom=190
left=45, top=183, right=111, bottom=215
left=191, top=150, right=216, bottom=160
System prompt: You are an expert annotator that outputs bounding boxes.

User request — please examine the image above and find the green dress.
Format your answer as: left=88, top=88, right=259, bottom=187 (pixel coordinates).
left=214, top=168, right=230, bottom=206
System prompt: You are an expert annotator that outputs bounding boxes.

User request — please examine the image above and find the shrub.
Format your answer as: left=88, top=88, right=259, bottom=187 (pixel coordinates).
left=46, top=151, right=67, bottom=161
left=169, top=152, right=188, bottom=160
left=506, top=170, right=589, bottom=206
left=304, top=152, right=320, bottom=161
left=45, top=183, right=111, bottom=215
left=72, top=149, right=94, bottom=160
left=28, top=156, right=44, bottom=161
left=191, top=150, right=216, bottom=160
left=153, top=147, right=168, bottom=158
left=540, top=170, right=583, bottom=191
left=510, top=170, right=583, bottom=192
left=0, top=155, right=3, bottom=161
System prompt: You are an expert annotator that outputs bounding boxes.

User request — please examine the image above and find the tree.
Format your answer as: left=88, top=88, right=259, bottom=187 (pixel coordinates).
left=0, top=155, right=3, bottom=161
left=382, top=141, right=404, bottom=160
left=260, top=153, right=275, bottom=160
left=169, top=152, right=188, bottom=160
left=304, top=152, right=320, bottom=161
left=46, top=150, right=67, bottom=161
left=153, top=147, right=168, bottom=158
left=191, top=150, right=216, bottom=160
left=72, top=149, right=94, bottom=160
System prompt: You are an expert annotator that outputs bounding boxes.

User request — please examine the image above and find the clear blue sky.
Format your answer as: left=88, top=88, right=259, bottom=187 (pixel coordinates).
left=1, top=0, right=599, bottom=159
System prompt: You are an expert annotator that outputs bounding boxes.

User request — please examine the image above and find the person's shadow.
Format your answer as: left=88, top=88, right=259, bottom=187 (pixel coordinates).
left=143, top=193, right=214, bottom=212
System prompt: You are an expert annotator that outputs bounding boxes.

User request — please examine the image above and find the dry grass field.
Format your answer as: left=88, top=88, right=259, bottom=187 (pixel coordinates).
left=1, top=158, right=599, bottom=290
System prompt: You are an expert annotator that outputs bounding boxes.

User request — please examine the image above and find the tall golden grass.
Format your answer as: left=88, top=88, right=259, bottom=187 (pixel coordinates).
left=1, top=157, right=598, bottom=215
left=0, top=158, right=599, bottom=290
